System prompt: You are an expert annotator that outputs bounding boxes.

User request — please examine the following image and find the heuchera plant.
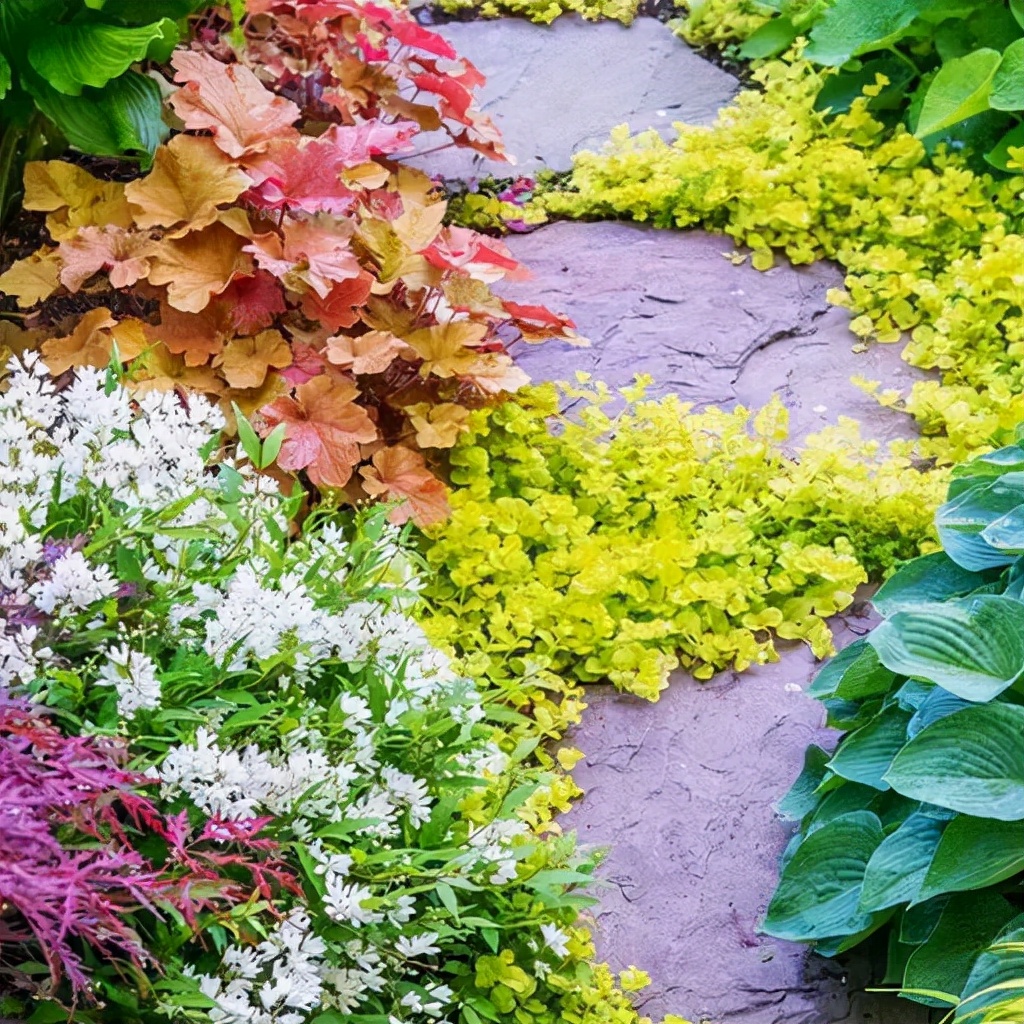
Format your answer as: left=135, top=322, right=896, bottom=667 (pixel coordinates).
left=0, top=0, right=579, bottom=526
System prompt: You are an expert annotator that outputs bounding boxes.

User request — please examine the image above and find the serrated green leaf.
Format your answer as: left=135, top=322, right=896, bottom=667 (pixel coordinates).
left=884, top=703, right=1024, bottom=821
left=914, top=49, right=1002, bottom=138
left=867, top=596, right=1024, bottom=702
left=859, top=813, right=944, bottom=912
left=917, top=817, right=1024, bottom=902
left=763, top=811, right=883, bottom=941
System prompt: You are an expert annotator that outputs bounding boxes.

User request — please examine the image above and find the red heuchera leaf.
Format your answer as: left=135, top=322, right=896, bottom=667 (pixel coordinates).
left=423, top=226, right=529, bottom=283
left=358, top=0, right=459, bottom=58
left=219, top=271, right=288, bottom=334
left=0, top=692, right=292, bottom=999
left=501, top=299, right=582, bottom=344
left=261, top=374, right=378, bottom=487
left=360, top=445, right=450, bottom=526
left=170, top=49, right=301, bottom=158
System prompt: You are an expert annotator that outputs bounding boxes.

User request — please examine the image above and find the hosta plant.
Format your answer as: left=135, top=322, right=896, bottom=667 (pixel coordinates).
left=0, top=354, right=655, bottom=1024
left=764, top=430, right=1024, bottom=1016
left=0, top=0, right=579, bottom=526
left=0, top=0, right=205, bottom=225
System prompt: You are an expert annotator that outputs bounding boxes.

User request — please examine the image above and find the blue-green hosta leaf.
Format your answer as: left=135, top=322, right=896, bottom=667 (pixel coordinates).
left=903, top=893, right=1019, bottom=1009
left=981, top=505, right=1024, bottom=553
left=809, top=638, right=896, bottom=700
left=27, top=18, right=177, bottom=96
left=884, top=704, right=1024, bottom=821
left=777, top=744, right=831, bottom=821
left=908, top=687, right=973, bottom=739
left=859, top=813, right=945, bottom=913
left=828, top=706, right=911, bottom=791
left=763, top=811, right=884, bottom=942
left=955, top=917, right=1024, bottom=1022
left=991, top=38, right=1024, bottom=111
left=914, top=49, right=1003, bottom=139
left=917, top=817, right=1024, bottom=903
left=872, top=552, right=990, bottom=617
left=804, top=0, right=929, bottom=66
left=867, top=596, right=1024, bottom=703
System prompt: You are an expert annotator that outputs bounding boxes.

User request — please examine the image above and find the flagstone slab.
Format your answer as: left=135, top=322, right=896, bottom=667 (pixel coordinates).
left=411, top=16, right=739, bottom=177
left=501, top=220, right=928, bottom=446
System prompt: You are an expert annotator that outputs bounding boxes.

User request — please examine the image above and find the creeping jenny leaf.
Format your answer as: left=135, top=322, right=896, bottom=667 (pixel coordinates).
left=884, top=704, right=1024, bottom=821
left=867, top=595, right=1024, bottom=702
left=914, top=49, right=1002, bottom=138
left=763, top=811, right=884, bottom=941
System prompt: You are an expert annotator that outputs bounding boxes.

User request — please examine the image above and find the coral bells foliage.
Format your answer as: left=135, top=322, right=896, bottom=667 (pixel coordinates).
left=0, top=0, right=579, bottom=526
left=0, top=358, right=647, bottom=1024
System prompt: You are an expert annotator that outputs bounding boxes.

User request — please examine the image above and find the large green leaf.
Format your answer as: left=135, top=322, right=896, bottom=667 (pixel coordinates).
left=738, top=16, right=800, bottom=59
left=28, top=18, right=176, bottom=96
left=991, top=38, right=1024, bottom=111
left=872, top=552, right=989, bottom=617
left=917, top=817, right=1024, bottom=902
left=955, top=918, right=1024, bottom=1022
left=27, top=71, right=166, bottom=158
left=907, top=687, right=973, bottom=739
left=808, top=638, right=896, bottom=700
left=828, top=706, right=911, bottom=791
left=981, top=504, right=1024, bottom=552
left=914, top=49, right=1003, bottom=138
left=859, top=813, right=945, bottom=912
left=777, top=744, right=831, bottom=821
left=987, top=121, right=1024, bottom=169
left=867, top=596, right=1024, bottom=703
left=902, top=893, right=1018, bottom=1008
left=85, top=0, right=208, bottom=21
left=762, top=811, right=883, bottom=941
left=884, top=703, right=1024, bottom=821
left=804, top=0, right=928, bottom=66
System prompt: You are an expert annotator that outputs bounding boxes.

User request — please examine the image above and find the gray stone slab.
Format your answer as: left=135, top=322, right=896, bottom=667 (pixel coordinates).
left=501, top=221, right=929, bottom=447
left=561, top=605, right=936, bottom=1024
left=410, top=17, right=739, bottom=177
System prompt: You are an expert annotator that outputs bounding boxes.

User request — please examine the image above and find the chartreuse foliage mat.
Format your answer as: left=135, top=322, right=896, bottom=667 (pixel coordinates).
left=436, top=0, right=641, bottom=24
left=539, top=58, right=1024, bottom=463
left=765, top=432, right=1024, bottom=1019
left=418, top=378, right=943, bottom=724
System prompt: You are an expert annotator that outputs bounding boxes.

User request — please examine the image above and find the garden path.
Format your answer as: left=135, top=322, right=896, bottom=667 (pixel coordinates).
left=427, top=16, right=935, bottom=1024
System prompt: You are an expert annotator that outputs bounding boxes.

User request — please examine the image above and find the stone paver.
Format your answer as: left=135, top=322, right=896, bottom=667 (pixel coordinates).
left=411, top=17, right=738, bottom=177
left=501, top=221, right=927, bottom=446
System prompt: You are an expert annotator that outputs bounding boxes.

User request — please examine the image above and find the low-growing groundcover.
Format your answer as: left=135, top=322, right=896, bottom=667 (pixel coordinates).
left=765, top=435, right=1024, bottom=1019
left=0, top=355, right=664, bottom=1024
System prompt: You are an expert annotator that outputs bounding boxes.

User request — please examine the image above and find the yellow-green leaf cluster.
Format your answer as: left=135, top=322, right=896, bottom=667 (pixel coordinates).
left=418, top=377, right=944, bottom=719
left=435, top=0, right=640, bottom=24
left=538, top=59, right=1024, bottom=462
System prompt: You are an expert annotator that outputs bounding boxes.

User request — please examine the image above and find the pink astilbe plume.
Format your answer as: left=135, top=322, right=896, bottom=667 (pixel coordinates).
left=0, top=692, right=296, bottom=999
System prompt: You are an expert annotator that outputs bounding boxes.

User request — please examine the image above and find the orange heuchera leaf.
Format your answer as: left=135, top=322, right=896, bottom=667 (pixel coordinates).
left=360, top=446, right=450, bottom=527
left=215, top=329, right=292, bottom=389
left=261, top=374, right=378, bottom=488
left=125, top=134, right=252, bottom=231
left=147, top=222, right=253, bottom=313
left=170, top=50, right=300, bottom=158
left=58, top=226, right=154, bottom=291
left=149, top=300, right=233, bottom=367
left=41, top=308, right=148, bottom=375
left=0, top=251, right=62, bottom=307
left=300, top=274, right=373, bottom=332
left=405, top=401, right=471, bottom=449
left=404, top=321, right=488, bottom=378
left=22, top=161, right=132, bottom=240
left=245, top=217, right=362, bottom=298
left=325, top=329, right=412, bottom=375
left=462, top=352, right=530, bottom=395
left=130, top=343, right=225, bottom=397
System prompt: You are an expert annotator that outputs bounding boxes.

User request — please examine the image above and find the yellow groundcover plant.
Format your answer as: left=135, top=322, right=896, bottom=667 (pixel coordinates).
left=419, top=377, right=943, bottom=721
left=436, top=0, right=640, bottom=24
left=540, top=60, right=1024, bottom=462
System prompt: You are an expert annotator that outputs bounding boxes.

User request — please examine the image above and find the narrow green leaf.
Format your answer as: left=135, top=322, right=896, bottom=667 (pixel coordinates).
left=0, top=51, right=11, bottom=100
left=917, top=817, right=1024, bottom=902
left=991, top=38, right=1024, bottom=111
left=260, top=422, right=287, bottom=469
left=859, top=813, right=944, bottom=912
left=884, top=703, right=1024, bottom=821
left=867, top=596, right=1024, bottom=703
left=914, top=49, right=1002, bottom=138
left=435, top=880, right=459, bottom=917
left=232, top=403, right=263, bottom=465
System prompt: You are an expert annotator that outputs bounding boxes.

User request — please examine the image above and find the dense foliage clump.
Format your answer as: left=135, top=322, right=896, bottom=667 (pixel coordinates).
left=766, top=432, right=1024, bottom=1019
left=540, top=59, right=1024, bottom=462
left=434, top=0, right=640, bottom=25
left=419, top=379, right=943, bottom=718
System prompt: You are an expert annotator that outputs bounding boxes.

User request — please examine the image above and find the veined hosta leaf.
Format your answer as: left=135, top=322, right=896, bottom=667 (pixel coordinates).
left=859, top=813, right=945, bottom=912
left=28, top=18, right=176, bottom=96
left=809, top=639, right=896, bottom=701
left=991, top=38, right=1024, bottom=111
left=777, top=744, right=831, bottom=821
left=903, top=893, right=1018, bottom=1009
left=914, top=49, right=1002, bottom=138
left=981, top=505, right=1024, bottom=553
left=884, top=704, right=1024, bottom=821
left=908, top=687, right=973, bottom=739
left=917, top=817, right=1024, bottom=902
left=763, top=811, right=883, bottom=941
left=828, top=706, right=911, bottom=791
left=872, top=552, right=989, bottom=617
left=955, top=919, right=1024, bottom=1022
left=867, top=596, right=1024, bottom=702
